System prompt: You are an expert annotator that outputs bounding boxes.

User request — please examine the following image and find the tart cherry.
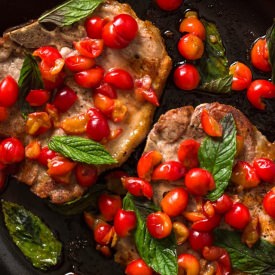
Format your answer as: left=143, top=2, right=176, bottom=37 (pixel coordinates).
left=0, top=137, right=25, bottom=164
left=114, top=209, right=137, bottom=237
left=263, top=188, right=275, bottom=219
left=98, top=193, right=122, bottom=221
left=125, top=258, right=153, bottom=275
left=0, top=75, right=19, bottom=107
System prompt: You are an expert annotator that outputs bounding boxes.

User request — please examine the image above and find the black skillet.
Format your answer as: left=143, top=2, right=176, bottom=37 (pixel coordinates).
left=0, top=0, right=274, bottom=274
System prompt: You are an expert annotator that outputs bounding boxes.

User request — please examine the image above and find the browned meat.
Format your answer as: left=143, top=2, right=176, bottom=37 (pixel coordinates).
left=114, top=102, right=275, bottom=273
left=0, top=0, right=172, bottom=203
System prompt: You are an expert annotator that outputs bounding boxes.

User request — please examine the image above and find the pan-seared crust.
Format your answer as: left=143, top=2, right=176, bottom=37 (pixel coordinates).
left=114, top=102, right=275, bottom=272
left=0, top=0, right=172, bottom=203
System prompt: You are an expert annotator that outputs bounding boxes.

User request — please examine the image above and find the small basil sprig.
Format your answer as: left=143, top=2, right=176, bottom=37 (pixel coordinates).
left=2, top=200, right=62, bottom=271
left=199, top=113, right=236, bottom=201
left=38, top=0, right=104, bottom=27
left=123, top=193, right=178, bottom=275
left=48, top=135, right=117, bottom=165
left=198, top=19, right=232, bottom=93
left=266, top=21, right=275, bottom=83
left=215, top=229, right=275, bottom=274
left=18, top=54, right=44, bottom=117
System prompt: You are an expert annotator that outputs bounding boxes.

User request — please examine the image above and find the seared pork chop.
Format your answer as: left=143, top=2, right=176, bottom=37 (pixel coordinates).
left=115, top=102, right=275, bottom=273
left=0, top=0, right=172, bottom=203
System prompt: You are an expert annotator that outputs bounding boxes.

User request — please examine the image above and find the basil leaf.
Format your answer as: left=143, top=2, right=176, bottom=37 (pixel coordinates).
left=48, top=183, right=105, bottom=215
left=199, top=113, right=236, bottom=201
left=18, top=54, right=44, bottom=116
left=215, top=229, right=275, bottom=274
left=38, top=0, right=103, bottom=27
left=266, top=21, right=275, bottom=83
left=198, top=19, right=232, bottom=93
left=123, top=193, right=178, bottom=275
left=2, top=200, right=62, bottom=271
left=48, top=135, right=117, bottom=165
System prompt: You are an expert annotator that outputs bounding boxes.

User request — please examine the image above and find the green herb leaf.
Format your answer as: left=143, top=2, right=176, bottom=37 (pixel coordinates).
left=123, top=193, right=178, bottom=275
left=18, top=54, right=44, bottom=116
left=2, top=200, right=62, bottom=271
left=198, top=19, right=232, bottom=93
left=266, top=21, right=275, bottom=83
left=215, top=229, right=275, bottom=274
left=199, top=113, right=236, bottom=201
left=38, top=0, right=103, bottom=27
left=48, top=135, right=117, bottom=165
left=48, top=183, right=105, bottom=215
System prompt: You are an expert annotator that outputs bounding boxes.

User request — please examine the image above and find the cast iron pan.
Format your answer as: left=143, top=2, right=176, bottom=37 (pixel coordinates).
left=0, top=0, right=274, bottom=274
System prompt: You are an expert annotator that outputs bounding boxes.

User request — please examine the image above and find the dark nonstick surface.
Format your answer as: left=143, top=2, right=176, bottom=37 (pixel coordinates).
left=0, top=1, right=274, bottom=275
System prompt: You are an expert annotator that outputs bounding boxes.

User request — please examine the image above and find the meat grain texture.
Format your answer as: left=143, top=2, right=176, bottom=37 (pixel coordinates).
left=0, top=0, right=172, bottom=203
left=115, top=102, right=275, bottom=274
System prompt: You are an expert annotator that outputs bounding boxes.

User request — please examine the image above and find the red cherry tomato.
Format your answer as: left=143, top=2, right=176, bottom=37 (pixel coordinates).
left=26, top=89, right=50, bottom=107
left=104, top=68, right=134, bottom=90
left=0, top=106, right=8, bottom=122
left=250, top=37, right=271, bottom=72
left=125, top=258, right=153, bottom=275
left=263, top=188, right=275, bottom=219
left=179, top=16, right=206, bottom=40
left=178, top=253, right=200, bottom=275
left=229, top=61, right=252, bottom=91
left=177, top=139, right=200, bottom=169
left=253, top=158, right=275, bottom=184
left=85, top=16, right=107, bottom=39
left=114, top=209, right=137, bottom=237
left=98, top=193, right=122, bottom=221
left=37, top=146, right=57, bottom=166
left=137, top=150, right=162, bottom=181
left=74, top=67, right=105, bottom=89
left=188, top=229, right=213, bottom=251
left=173, top=64, right=200, bottom=90
left=201, top=109, right=223, bottom=137
left=212, top=194, right=233, bottom=214
left=94, top=221, right=113, bottom=245
left=65, top=55, right=95, bottom=72
left=52, top=86, right=77, bottom=112
left=178, top=33, right=204, bottom=60
left=160, top=187, right=188, bottom=217
left=231, top=161, right=260, bottom=189
left=151, top=160, right=186, bottom=181
left=0, top=75, right=19, bottom=107
left=86, top=108, right=110, bottom=141
left=224, top=202, right=251, bottom=230
left=156, top=0, right=183, bottom=11
left=102, top=14, right=138, bottom=49
left=121, top=176, right=153, bottom=200
left=75, top=163, right=97, bottom=187
left=94, top=83, right=117, bottom=99
left=73, top=38, right=104, bottom=58
left=184, top=168, right=215, bottom=196
left=246, top=79, right=275, bottom=110
left=191, top=214, right=221, bottom=232
left=0, top=137, right=25, bottom=164
left=146, top=211, right=172, bottom=239
left=47, top=156, right=76, bottom=177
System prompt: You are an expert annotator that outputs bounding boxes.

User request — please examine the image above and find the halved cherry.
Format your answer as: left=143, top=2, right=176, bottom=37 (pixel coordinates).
left=191, top=214, right=221, bottom=232
left=177, top=139, right=200, bottom=169
left=94, top=220, right=114, bottom=245
left=135, top=87, right=159, bottom=106
left=26, top=89, right=50, bottom=107
left=37, top=146, right=57, bottom=166
left=60, top=113, right=89, bottom=135
left=94, top=83, right=117, bottom=99
left=231, top=161, right=260, bottom=189
left=229, top=61, right=252, bottom=91
left=73, top=38, right=104, bottom=59
left=121, top=176, right=153, bottom=200
left=114, top=209, right=137, bottom=237
left=137, top=150, right=162, bottom=180
left=25, top=112, right=52, bottom=136
left=65, top=55, right=95, bottom=72
left=178, top=253, right=200, bottom=275
left=93, top=93, right=115, bottom=117
left=151, top=160, right=186, bottom=181
left=47, top=156, right=76, bottom=177
left=25, top=140, right=41, bottom=160
left=75, top=163, right=97, bottom=187
left=201, top=109, right=223, bottom=137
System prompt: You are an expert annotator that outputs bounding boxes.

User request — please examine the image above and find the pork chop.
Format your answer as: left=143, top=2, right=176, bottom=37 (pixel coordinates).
left=115, top=102, right=275, bottom=273
left=0, top=0, right=172, bottom=203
